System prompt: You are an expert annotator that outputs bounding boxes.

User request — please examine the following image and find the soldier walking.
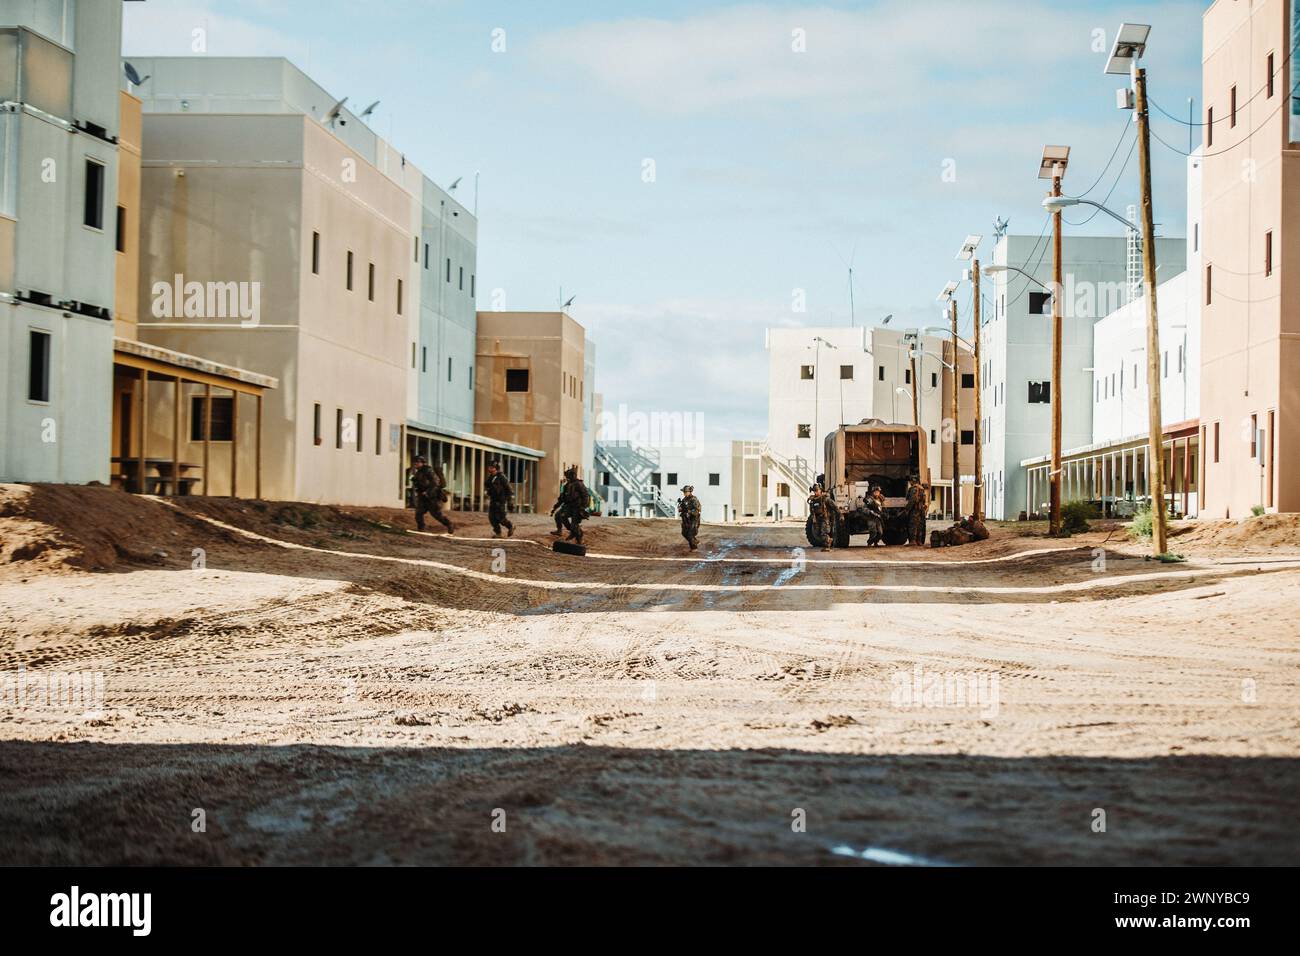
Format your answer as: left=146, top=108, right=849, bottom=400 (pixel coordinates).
left=863, top=485, right=886, bottom=547
left=410, top=454, right=454, bottom=534
left=484, top=460, right=515, bottom=538
left=678, top=484, right=701, bottom=550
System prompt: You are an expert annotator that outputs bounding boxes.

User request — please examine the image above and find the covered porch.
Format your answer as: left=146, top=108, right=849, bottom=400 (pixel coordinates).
left=404, top=422, right=544, bottom=513
left=1021, top=420, right=1200, bottom=520
left=111, top=338, right=277, bottom=497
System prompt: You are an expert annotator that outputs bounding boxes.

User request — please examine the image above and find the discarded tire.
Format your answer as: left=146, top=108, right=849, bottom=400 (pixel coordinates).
left=552, top=540, right=587, bottom=557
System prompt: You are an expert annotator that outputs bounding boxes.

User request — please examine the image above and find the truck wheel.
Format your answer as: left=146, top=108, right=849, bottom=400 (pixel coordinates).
left=805, top=515, right=825, bottom=548
left=833, top=512, right=851, bottom=548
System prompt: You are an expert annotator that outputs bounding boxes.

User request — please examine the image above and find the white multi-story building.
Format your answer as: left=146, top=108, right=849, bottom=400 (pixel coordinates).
left=763, top=325, right=972, bottom=518
left=981, top=232, right=1186, bottom=520
left=595, top=440, right=765, bottom=522
left=0, top=0, right=122, bottom=484
left=1022, top=152, right=1204, bottom=518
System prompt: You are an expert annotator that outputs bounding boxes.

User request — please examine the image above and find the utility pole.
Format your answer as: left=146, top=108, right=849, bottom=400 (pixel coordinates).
left=910, top=349, right=920, bottom=429
left=950, top=297, right=962, bottom=523
left=1049, top=167, right=1064, bottom=537
left=1134, top=66, right=1167, bottom=555
left=972, top=260, right=983, bottom=521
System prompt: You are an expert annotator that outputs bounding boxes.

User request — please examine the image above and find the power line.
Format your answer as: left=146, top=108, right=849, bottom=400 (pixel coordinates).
left=1149, top=35, right=1297, bottom=128
left=1072, top=116, right=1133, bottom=198
left=1064, top=132, right=1138, bottom=226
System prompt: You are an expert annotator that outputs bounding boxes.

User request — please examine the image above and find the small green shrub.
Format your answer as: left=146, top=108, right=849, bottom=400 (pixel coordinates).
left=1129, top=506, right=1153, bottom=541
left=1061, top=499, right=1098, bottom=535
left=1251, top=504, right=1266, bottom=517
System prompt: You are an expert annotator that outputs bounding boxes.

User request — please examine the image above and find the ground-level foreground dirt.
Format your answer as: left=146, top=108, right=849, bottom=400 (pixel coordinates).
left=1, top=484, right=1298, bottom=865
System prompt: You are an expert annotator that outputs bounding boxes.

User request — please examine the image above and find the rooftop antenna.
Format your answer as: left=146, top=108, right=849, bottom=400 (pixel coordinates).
left=359, top=100, right=380, bottom=122
left=123, top=61, right=150, bottom=87
left=323, top=96, right=348, bottom=129
left=993, top=216, right=1009, bottom=240
left=449, top=176, right=463, bottom=193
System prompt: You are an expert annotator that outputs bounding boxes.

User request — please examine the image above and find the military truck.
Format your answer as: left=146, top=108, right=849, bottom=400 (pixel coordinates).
left=806, top=418, right=928, bottom=548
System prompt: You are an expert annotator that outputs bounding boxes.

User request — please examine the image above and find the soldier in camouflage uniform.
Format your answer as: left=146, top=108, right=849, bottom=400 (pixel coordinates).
left=484, top=460, right=515, bottom=538
left=558, top=466, right=591, bottom=544
left=905, top=478, right=929, bottom=546
left=678, top=484, right=701, bottom=550
left=410, top=455, right=454, bottom=534
left=808, top=483, right=833, bottom=552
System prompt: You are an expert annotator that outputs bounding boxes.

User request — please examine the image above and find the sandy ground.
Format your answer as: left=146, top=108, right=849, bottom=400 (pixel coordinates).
left=1, top=483, right=1298, bottom=865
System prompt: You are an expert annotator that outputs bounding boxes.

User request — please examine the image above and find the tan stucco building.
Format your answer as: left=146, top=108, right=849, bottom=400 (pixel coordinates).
left=1200, top=0, right=1299, bottom=516
left=476, top=311, right=589, bottom=500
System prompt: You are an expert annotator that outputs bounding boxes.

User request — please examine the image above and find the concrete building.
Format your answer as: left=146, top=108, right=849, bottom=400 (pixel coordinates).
left=981, top=232, right=1185, bottom=519
left=475, top=310, right=590, bottom=502
left=0, top=0, right=121, bottom=484
left=763, top=325, right=974, bottom=518
left=595, top=440, right=765, bottom=521
left=126, top=56, right=540, bottom=508
left=1198, top=0, right=1299, bottom=517
left=1021, top=154, right=1204, bottom=519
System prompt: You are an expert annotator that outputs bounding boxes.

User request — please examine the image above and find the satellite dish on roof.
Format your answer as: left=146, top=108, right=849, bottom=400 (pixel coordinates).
left=359, top=100, right=380, bottom=121
left=124, top=61, right=150, bottom=87
left=324, top=96, right=349, bottom=128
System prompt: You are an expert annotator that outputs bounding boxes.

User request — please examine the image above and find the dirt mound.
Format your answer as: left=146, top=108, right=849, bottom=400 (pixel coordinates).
left=1167, top=513, right=1300, bottom=553
left=0, top=484, right=244, bottom=573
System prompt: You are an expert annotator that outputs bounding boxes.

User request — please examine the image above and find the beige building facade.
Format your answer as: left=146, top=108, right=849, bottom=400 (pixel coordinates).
left=475, top=311, right=589, bottom=501
left=1200, top=0, right=1299, bottom=516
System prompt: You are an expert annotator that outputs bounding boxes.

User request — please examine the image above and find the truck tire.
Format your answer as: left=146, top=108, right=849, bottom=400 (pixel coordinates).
left=552, top=540, right=587, bottom=557
left=804, top=515, right=827, bottom=549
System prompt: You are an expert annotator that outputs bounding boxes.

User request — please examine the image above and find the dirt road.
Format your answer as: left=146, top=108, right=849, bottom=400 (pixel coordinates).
left=1, top=484, right=1298, bottom=865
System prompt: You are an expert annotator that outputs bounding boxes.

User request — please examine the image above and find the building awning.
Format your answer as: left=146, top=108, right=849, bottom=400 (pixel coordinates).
left=406, top=419, right=544, bottom=460
left=113, top=337, right=277, bottom=394
left=1020, top=419, right=1201, bottom=468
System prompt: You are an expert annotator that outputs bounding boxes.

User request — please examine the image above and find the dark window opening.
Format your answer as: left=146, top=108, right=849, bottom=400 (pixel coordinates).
left=313, top=403, right=322, bottom=445
left=960, top=430, right=974, bottom=446
left=83, top=160, right=105, bottom=229
left=797, top=424, right=811, bottom=439
left=667, top=473, right=678, bottom=486
left=708, top=473, right=720, bottom=486
left=27, top=331, right=51, bottom=402
left=190, top=396, right=234, bottom=442
left=800, top=365, right=814, bottom=380
left=311, top=232, right=320, bottom=274
left=346, top=251, right=354, bottom=291
left=505, top=368, right=529, bottom=392
left=115, top=205, right=126, bottom=253
left=1028, top=381, right=1051, bottom=404
left=961, top=373, right=975, bottom=389
left=1029, top=290, right=1052, bottom=315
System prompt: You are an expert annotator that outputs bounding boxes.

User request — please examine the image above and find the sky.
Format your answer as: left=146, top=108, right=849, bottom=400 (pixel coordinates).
left=123, top=0, right=1209, bottom=440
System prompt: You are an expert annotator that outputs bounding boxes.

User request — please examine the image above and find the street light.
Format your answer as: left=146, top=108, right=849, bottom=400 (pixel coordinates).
left=938, top=283, right=961, bottom=522
left=981, top=262, right=1054, bottom=293
left=1105, top=21, right=1167, bottom=555
left=1040, top=144, right=1069, bottom=537
left=809, top=336, right=838, bottom=476
left=1041, top=195, right=1136, bottom=232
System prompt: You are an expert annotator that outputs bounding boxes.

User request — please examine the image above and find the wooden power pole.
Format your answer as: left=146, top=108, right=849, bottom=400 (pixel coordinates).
left=1134, top=66, right=1167, bottom=555
left=1049, top=170, right=1064, bottom=537
left=972, top=259, right=983, bottom=521
left=950, top=297, right=961, bottom=523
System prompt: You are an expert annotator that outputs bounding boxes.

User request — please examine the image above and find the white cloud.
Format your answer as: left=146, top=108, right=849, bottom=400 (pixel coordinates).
left=123, top=1, right=309, bottom=61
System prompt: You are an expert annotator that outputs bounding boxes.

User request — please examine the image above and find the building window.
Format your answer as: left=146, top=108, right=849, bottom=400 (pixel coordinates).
left=421, top=346, right=427, bottom=372
left=903, top=368, right=911, bottom=385
left=446, top=258, right=451, bottom=282
left=414, top=236, right=419, bottom=263
left=929, top=429, right=936, bottom=444
left=651, top=472, right=661, bottom=488
left=336, top=408, right=344, bottom=449
left=960, top=430, right=974, bottom=446
left=397, top=279, right=404, bottom=314
left=1250, top=413, right=1258, bottom=459
left=1268, top=53, right=1276, bottom=98
left=1207, top=107, right=1213, bottom=147
left=667, top=473, right=678, bottom=486
left=468, top=365, right=473, bottom=389
left=1028, top=291, right=1052, bottom=315
left=346, top=251, right=354, bottom=291
left=471, top=274, right=476, bottom=297
left=800, top=365, right=814, bottom=380
left=505, top=368, right=529, bottom=392
left=356, top=413, right=364, bottom=452
left=1265, top=231, right=1273, bottom=277
left=376, top=418, right=383, bottom=455
left=841, top=365, right=854, bottom=380
left=424, top=243, right=429, bottom=269
left=115, top=206, right=126, bottom=253
left=312, top=232, right=320, bottom=274
left=313, top=403, right=322, bottom=445
left=709, top=473, right=720, bottom=486
left=27, top=330, right=51, bottom=402
left=878, top=365, right=885, bottom=381
left=190, top=396, right=234, bottom=442
left=1230, top=85, right=1237, bottom=128
left=777, top=482, right=789, bottom=497
left=458, top=266, right=464, bottom=290
left=1194, top=222, right=1198, bottom=253
left=1028, top=381, right=1051, bottom=404
left=1206, top=265, right=1212, bottom=305
left=931, top=372, right=938, bottom=388
left=797, top=424, right=811, bottom=439
left=1213, top=421, right=1220, bottom=463
left=83, top=159, right=105, bottom=229
left=368, top=263, right=375, bottom=301
left=961, top=373, right=974, bottom=389
left=1163, top=351, right=1168, bottom=378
